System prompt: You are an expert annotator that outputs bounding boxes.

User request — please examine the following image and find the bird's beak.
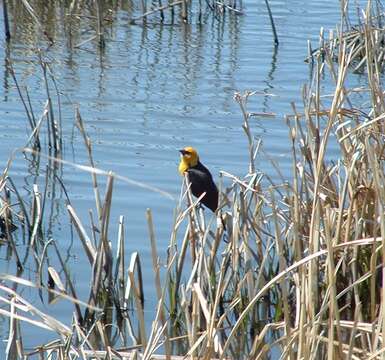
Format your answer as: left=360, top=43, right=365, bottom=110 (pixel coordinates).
left=179, top=149, right=187, bottom=155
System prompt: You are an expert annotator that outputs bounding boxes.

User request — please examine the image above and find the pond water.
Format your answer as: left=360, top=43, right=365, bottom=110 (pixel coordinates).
left=0, top=0, right=368, bottom=352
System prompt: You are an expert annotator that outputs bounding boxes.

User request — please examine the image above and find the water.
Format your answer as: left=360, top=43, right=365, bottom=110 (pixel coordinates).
left=0, top=0, right=368, bottom=352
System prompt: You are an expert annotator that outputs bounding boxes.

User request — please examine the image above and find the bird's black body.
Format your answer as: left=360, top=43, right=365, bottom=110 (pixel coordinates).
left=186, top=161, right=218, bottom=212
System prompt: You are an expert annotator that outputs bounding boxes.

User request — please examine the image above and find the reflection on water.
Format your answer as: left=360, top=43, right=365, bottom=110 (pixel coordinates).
left=261, top=44, right=278, bottom=112
left=0, top=0, right=367, bottom=350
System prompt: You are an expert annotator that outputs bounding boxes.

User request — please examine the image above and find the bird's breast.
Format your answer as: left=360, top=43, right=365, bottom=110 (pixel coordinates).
left=178, top=160, right=189, bottom=175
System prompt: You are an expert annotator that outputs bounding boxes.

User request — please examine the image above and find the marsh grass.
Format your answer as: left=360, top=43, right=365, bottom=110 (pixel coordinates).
left=2, top=0, right=385, bottom=359
left=6, top=0, right=279, bottom=48
left=307, top=0, right=385, bottom=74
left=5, top=0, right=244, bottom=47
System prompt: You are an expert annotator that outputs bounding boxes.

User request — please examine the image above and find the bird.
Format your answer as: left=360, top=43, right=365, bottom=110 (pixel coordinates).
left=178, top=146, right=218, bottom=212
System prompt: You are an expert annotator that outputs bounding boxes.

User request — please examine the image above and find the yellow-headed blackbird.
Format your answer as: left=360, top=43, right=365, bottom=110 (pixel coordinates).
left=178, top=146, right=218, bottom=212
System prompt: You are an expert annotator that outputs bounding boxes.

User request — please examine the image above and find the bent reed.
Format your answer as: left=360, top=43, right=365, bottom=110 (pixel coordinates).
left=1, top=0, right=385, bottom=359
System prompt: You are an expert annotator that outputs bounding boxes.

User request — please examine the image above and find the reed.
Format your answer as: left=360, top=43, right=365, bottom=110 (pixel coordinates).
left=2, top=0, right=10, bottom=40
left=306, top=0, right=385, bottom=74
left=264, top=0, right=279, bottom=45
left=10, top=0, right=245, bottom=29
left=2, top=0, right=385, bottom=359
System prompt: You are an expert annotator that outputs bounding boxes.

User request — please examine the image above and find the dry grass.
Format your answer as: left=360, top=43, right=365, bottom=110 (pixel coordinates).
left=307, top=0, right=385, bottom=74
left=2, top=0, right=385, bottom=359
left=6, top=0, right=244, bottom=44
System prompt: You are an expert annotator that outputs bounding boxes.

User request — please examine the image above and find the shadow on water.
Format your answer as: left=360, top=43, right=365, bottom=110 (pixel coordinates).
left=2, top=43, right=11, bottom=101
left=262, top=44, right=278, bottom=112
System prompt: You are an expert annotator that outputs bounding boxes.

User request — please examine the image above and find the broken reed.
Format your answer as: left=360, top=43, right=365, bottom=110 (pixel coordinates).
left=306, top=0, right=385, bottom=73
left=2, top=1, right=385, bottom=359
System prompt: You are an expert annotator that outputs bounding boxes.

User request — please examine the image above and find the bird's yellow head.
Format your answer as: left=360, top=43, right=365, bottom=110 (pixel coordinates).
left=178, top=146, right=199, bottom=175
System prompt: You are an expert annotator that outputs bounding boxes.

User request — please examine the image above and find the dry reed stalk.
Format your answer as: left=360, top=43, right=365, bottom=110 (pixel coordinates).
left=5, top=296, right=20, bottom=359
left=41, top=60, right=62, bottom=157
left=141, top=0, right=148, bottom=20
left=67, top=205, right=96, bottom=264
left=263, top=0, right=279, bottom=45
left=6, top=63, right=40, bottom=149
left=146, top=209, right=171, bottom=359
left=20, top=0, right=54, bottom=44
left=3, top=0, right=10, bottom=40
left=94, top=0, right=105, bottom=48
left=181, top=0, right=187, bottom=22
left=128, top=252, right=147, bottom=346
left=130, top=0, right=184, bottom=24
left=76, top=109, right=102, bottom=220
left=5, top=1, right=385, bottom=359
left=115, top=215, right=125, bottom=290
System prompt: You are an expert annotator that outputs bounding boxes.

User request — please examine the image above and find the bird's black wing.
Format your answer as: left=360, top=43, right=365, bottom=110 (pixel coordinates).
left=187, top=165, right=218, bottom=212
